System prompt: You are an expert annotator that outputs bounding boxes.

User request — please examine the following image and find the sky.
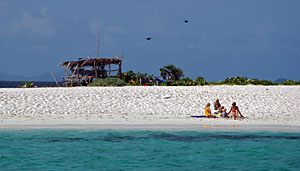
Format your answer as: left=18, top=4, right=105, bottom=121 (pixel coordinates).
left=0, top=0, right=299, bottom=81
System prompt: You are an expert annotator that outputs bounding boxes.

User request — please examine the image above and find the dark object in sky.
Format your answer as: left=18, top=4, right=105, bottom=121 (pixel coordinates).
left=184, top=20, right=189, bottom=23
left=146, top=37, right=151, bottom=40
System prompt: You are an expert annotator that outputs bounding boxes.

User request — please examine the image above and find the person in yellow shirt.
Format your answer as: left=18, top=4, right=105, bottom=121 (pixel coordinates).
left=205, top=103, right=216, bottom=118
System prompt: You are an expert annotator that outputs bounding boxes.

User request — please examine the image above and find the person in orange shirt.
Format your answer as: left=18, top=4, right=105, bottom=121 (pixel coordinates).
left=204, top=103, right=216, bottom=118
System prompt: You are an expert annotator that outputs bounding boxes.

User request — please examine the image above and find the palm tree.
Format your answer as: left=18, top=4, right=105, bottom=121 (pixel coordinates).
left=159, top=64, right=184, bottom=81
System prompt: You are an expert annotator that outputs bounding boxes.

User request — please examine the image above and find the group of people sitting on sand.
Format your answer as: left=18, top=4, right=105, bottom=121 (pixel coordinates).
left=204, top=99, right=244, bottom=119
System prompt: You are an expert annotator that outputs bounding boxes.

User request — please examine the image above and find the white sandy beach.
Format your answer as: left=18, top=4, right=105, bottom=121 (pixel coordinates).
left=0, top=85, right=300, bottom=130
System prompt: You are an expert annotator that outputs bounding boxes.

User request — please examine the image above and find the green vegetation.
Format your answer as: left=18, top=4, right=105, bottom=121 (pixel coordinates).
left=19, top=80, right=34, bottom=88
left=88, top=78, right=126, bottom=87
left=281, top=80, right=300, bottom=85
left=196, top=77, right=208, bottom=86
left=220, top=76, right=276, bottom=85
left=87, top=64, right=300, bottom=87
left=171, top=77, right=197, bottom=86
left=120, top=70, right=155, bottom=86
left=159, top=64, right=184, bottom=81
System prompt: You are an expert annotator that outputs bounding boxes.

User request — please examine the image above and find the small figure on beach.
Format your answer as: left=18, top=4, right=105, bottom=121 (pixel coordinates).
left=205, top=103, right=217, bottom=118
left=220, top=108, right=229, bottom=118
left=216, top=107, right=229, bottom=118
left=228, top=102, right=244, bottom=119
left=214, top=99, right=221, bottom=114
left=218, top=106, right=224, bottom=113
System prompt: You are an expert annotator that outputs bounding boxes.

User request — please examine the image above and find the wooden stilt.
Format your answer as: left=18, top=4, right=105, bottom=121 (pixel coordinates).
left=94, top=61, right=97, bottom=78
left=119, top=61, right=122, bottom=79
left=109, top=64, right=111, bottom=77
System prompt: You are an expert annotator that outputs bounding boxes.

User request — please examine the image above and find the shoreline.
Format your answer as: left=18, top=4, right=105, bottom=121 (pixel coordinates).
left=1, top=118, right=300, bottom=132
left=1, top=123, right=300, bottom=132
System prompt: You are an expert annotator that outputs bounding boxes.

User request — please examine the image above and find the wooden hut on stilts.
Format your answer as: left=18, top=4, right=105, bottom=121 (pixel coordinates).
left=60, top=53, right=123, bottom=87
left=60, top=32, right=124, bottom=87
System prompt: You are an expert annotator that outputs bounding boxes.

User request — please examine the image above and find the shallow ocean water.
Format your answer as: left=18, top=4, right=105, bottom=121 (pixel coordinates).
left=0, top=129, right=299, bottom=170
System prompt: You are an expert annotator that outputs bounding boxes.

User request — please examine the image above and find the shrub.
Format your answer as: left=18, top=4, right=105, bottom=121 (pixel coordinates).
left=122, top=70, right=137, bottom=83
left=259, top=79, right=275, bottom=85
left=196, top=77, right=207, bottom=86
left=175, top=77, right=196, bottom=86
left=284, top=80, right=297, bottom=85
left=218, top=80, right=225, bottom=85
left=160, top=82, right=167, bottom=86
left=170, top=81, right=179, bottom=86
left=249, top=78, right=260, bottom=85
left=224, top=76, right=249, bottom=85
left=128, top=80, right=137, bottom=86
left=88, top=78, right=126, bottom=87
left=146, top=82, right=156, bottom=86
left=19, top=80, right=34, bottom=88
left=208, top=81, right=218, bottom=85
left=121, top=71, right=155, bottom=85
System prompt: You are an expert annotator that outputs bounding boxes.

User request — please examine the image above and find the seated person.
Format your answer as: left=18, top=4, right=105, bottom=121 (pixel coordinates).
left=205, top=103, right=217, bottom=118
left=220, top=108, right=229, bottom=118
left=218, top=106, right=224, bottom=113
left=228, top=102, right=244, bottom=119
left=213, top=99, right=221, bottom=114
left=216, top=107, right=228, bottom=118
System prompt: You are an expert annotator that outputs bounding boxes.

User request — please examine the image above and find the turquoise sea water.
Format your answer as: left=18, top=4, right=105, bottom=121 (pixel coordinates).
left=0, top=130, right=299, bottom=170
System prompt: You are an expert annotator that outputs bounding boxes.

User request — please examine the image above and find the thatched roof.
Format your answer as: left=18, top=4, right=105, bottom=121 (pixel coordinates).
left=60, top=58, right=122, bottom=70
